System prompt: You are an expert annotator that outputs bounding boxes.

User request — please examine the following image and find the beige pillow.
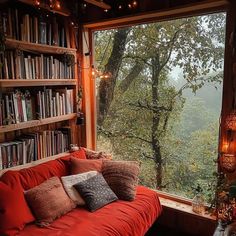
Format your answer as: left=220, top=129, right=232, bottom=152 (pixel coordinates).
left=61, top=171, right=98, bottom=205
left=25, top=177, right=76, bottom=227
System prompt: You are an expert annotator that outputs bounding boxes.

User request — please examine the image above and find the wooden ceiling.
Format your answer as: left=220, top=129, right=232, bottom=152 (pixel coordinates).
left=71, top=0, right=209, bottom=23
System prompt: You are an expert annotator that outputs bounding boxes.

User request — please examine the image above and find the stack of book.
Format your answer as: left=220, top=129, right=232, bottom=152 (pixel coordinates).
left=1, top=8, right=71, bottom=47
left=37, top=88, right=74, bottom=119
left=0, top=52, right=75, bottom=80
left=0, top=90, right=33, bottom=125
left=0, top=127, right=71, bottom=170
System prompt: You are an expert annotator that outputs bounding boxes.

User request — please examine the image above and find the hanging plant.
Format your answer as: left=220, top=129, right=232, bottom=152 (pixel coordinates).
left=62, top=53, right=75, bottom=66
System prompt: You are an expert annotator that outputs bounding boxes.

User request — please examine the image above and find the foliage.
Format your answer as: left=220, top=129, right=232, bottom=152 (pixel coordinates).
left=95, top=13, right=226, bottom=201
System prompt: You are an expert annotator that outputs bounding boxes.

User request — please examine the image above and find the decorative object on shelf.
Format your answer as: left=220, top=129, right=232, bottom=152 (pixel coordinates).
left=69, top=143, right=80, bottom=152
left=76, top=86, right=84, bottom=125
left=63, top=53, right=75, bottom=67
left=192, top=184, right=205, bottom=214
left=76, top=112, right=84, bottom=125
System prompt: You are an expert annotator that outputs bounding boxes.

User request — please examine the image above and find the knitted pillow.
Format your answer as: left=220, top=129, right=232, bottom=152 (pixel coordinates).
left=102, top=161, right=140, bottom=201
left=25, top=177, right=76, bottom=226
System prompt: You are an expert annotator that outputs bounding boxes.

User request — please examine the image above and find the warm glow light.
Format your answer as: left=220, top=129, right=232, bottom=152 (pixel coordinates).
left=128, top=3, right=132, bottom=8
left=35, top=0, right=40, bottom=6
left=55, top=1, right=61, bottom=9
left=222, top=142, right=229, bottom=153
left=132, top=1, right=137, bottom=7
left=118, top=5, right=122, bottom=10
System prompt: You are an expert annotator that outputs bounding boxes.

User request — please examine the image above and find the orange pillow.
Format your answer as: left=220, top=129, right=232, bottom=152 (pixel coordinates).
left=71, top=158, right=103, bottom=175
left=0, top=182, right=34, bottom=236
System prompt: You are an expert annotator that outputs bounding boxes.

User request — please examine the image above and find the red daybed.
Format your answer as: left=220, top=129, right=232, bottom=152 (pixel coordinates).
left=0, top=152, right=162, bottom=236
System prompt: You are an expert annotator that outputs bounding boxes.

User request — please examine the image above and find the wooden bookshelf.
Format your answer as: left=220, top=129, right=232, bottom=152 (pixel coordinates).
left=0, top=2, right=80, bottom=170
left=0, top=79, right=77, bottom=87
left=0, top=113, right=77, bottom=133
left=6, top=38, right=77, bottom=55
left=0, top=151, right=70, bottom=177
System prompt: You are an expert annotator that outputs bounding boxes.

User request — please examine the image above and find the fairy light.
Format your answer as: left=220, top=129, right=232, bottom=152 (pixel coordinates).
left=118, top=5, right=122, bottom=10
left=55, top=0, right=61, bottom=9
left=35, top=0, right=40, bottom=6
left=132, top=0, right=137, bottom=8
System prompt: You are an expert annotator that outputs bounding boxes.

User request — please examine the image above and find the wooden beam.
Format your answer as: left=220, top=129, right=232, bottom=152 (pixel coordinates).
left=83, top=0, right=228, bottom=30
left=84, top=0, right=111, bottom=10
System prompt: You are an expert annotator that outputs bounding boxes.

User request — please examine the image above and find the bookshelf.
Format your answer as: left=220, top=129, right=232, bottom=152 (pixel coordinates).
left=0, top=79, right=77, bottom=87
left=0, top=1, right=80, bottom=172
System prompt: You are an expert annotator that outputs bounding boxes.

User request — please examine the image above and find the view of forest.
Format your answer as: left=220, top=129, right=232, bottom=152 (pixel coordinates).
left=94, top=13, right=226, bottom=202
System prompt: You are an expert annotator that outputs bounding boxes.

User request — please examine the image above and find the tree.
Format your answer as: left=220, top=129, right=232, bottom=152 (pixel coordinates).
left=95, top=13, right=225, bottom=190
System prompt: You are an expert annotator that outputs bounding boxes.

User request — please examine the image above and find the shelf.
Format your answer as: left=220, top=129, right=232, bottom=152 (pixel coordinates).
left=6, top=38, right=77, bottom=55
left=0, top=151, right=70, bottom=177
left=0, top=113, right=77, bottom=133
left=0, top=79, right=77, bottom=87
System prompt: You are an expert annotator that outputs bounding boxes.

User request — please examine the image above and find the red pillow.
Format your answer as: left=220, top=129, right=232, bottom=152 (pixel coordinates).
left=70, top=148, right=87, bottom=160
left=71, top=158, right=103, bottom=174
left=0, top=181, right=34, bottom=236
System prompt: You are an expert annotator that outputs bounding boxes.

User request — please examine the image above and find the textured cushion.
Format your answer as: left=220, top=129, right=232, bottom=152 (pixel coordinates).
left=0, top=181, right=34, bottom=236
left=25, top=177, right=76, bottom=226
left=73, top=173, right=118, bottom=212
left=102, top=161, right=140, bottom=201
left=61, top=171, right=98, bottom=205
left=83, top=147, right=112, bottom=160
left=70, top=158, right=103, bottom=175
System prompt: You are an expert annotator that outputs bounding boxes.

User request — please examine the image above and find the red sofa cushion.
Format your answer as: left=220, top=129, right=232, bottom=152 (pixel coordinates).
left=0, top=181, right=34, bottom=236
left=18, top=186, right=162, bottom=236
left=70, top=158, right=103, bottom=174
left=70, top=148, right=86, bottom=160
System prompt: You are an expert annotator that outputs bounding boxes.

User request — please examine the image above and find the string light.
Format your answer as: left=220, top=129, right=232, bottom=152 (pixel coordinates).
left=91, top=65, right=111, bottom=79
left=35, top=0, right=40, bottom=6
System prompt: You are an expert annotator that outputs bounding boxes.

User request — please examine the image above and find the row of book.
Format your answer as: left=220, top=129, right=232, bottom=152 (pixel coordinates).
left=0, top=128, right=71, bottom=170
left=37, top=88, right=74, bottom=119
left=1, top=8, right=72, bottom=48
left=0, top=90, right=33, bottom=125
left=0, top=51, right=75, bottom=80
left=0, top=88, right=74, bottom=126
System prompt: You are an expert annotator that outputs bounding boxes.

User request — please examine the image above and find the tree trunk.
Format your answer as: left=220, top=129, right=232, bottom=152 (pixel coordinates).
left=98, top=28, right=129, bottom=126
left=151, top=55, right=163, bottom=189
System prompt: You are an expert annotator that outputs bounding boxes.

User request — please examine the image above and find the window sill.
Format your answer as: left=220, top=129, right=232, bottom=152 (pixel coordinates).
left=155, top=191, right=216, bottom=221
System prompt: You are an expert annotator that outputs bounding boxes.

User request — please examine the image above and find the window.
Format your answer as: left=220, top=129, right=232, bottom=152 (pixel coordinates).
left=94, top=12, right=226, bottom=202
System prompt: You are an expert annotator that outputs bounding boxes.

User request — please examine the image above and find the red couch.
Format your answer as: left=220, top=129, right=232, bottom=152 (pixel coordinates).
left=0, top=151, right=162, bottom=236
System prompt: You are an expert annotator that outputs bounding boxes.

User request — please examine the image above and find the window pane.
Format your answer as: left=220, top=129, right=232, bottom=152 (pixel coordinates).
left=94, top=12, right=226, bottom=202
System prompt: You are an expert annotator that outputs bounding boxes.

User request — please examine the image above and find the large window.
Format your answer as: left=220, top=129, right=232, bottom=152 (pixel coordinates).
left=94, top=12, right=226, bottom=201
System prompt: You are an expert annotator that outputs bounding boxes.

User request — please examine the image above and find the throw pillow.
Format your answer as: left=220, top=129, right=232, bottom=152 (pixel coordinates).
left=0, top=182, right=34, bottom=236
left=73, top=173, right=118, bottom=212
left=70, top=148, right=87, bottom=160
left=25, top=176, right=76, bottom=226
left=61, top=171, right=98, bottom=205
left=83, top=147, right=112, bottom=160
left=102, top=161, right=140, bottom=201
left=70, top=158, right=103, bottom=175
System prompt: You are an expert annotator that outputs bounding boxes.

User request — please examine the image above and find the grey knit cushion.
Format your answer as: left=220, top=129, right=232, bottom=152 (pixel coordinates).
left=102, top=161, right=140, bottom=201
left=73, top=173, right=118, bottom=212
